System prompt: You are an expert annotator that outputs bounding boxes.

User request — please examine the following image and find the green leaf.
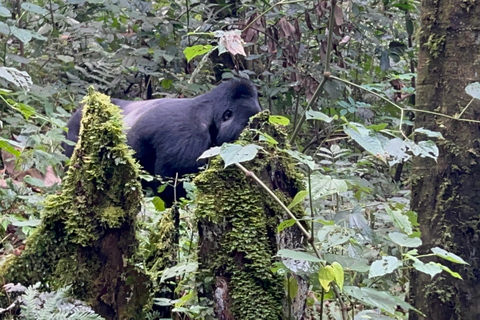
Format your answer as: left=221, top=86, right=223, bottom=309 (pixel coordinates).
left=0, top=138, right=21, bottom=157
left=0, top=5, right=10, bottom=17
left=344, top=287, right=397, bottom=315
left=366, top=123, right=388, bottom=131
left=284, top=150, right=315, bottom=170
left=344, top=122, right=386, bottom=163
left=389, top=232, right=422, bottom=248
left=258, top=132, right=278, bottom=145
left=465, top=82, right=480, bottom=100
left=287, top=277, right=299, bottom=299
left=431, top=247, right=468, bottom=265
left=277, top=219, right=296, bottom=232
left=318, top=266, right=335, bottom=291
left=152, top=196, right=165, bottom=212
left=331, top=262, right=344, bottom=290
left=414, top=128, right=444, bottom=139
left=287, top=190, right=307, bottom=209
left=369, top=256, right=401, bottom=278
left=183, top=45, right=213, bottom=62
left=412, top=260, right=442, bottom=278
left=385, top=206, right=413, bottom=235
left=23, top=175, right=45, bottom=188
left=310, top=173, right=348, bottom=199
left=324, top=254, right=370, bottom=273
left=21, top=2, right=49, bottom=15
left=438, top=263, right=463, bottom=279
left=276, top=249, right=322, bottom=262
left=220, top=143, right=262, bottom=167
left=197, top=146, right=221, bottom=160
left=269, top=115, right=290, bottom=126
left=160, top=262, right=198, bottom=283
left=305, top=110, right=336, bottom=123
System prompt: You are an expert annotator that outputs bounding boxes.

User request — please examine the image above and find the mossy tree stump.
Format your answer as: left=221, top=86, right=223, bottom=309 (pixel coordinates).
left=0, top=88, right=150, bottom=320
left=195, top=112, right=308, bottom=320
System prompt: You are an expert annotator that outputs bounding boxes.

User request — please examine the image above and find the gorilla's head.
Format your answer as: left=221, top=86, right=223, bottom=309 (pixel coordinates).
left=211, top=78, right=262, bottom=146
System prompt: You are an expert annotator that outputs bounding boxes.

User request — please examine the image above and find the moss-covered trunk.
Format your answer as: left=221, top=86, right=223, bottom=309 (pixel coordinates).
left=195, top=112, right=308, bottom=320
left=409, top=2, right=480, bottom=319
left=0, top=88, right=150, bottom=320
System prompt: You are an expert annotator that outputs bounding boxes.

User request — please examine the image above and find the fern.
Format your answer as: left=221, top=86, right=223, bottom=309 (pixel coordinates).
left=16, top=283, right=104, bottom=320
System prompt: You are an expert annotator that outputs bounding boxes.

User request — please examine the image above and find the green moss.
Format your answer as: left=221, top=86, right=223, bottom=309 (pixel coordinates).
left=195, top=111, right=306, bottom=319
left=0, top=87, right=149, bottom=318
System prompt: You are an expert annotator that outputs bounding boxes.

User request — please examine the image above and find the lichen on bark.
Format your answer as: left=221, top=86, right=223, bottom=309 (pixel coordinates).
left=0, top=87, right=150, bottom=319
left=195, top=111, right=307, bottom=320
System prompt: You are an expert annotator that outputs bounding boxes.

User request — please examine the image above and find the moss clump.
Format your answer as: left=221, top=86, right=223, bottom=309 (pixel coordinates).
left=195, top=111, right=306, bottom=320
left=0, top=87, right=150, bottom=319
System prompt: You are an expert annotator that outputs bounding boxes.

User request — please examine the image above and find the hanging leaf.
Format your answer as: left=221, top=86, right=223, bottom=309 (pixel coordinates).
left=331, top=262, right=344, bottom=290
left=318, top=265, right=335, bottom=291
left=414, top=128, right=444, bottom=139
left=277, top=219, right=296, bottom=232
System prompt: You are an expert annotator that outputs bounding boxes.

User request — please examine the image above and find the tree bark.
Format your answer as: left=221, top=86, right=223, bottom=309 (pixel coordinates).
left=409, top=2, right=480, bottom=319
left=195, top=112, right=308, bottom=320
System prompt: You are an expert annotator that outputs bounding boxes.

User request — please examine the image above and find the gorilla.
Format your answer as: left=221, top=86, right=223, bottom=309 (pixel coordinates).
left=63, top=78, right=262, bottom=205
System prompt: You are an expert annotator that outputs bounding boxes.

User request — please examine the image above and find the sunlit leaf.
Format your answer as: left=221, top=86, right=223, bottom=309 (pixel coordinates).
left=197, top=146, right=221, bottom=160
left=287, top=190, right=307, bottom=209
left=277, top=219, right=296, bottom=232
left=414, top=128, right=444, bottom=139
left=344, top=122, right=387, bottom=163
left=318, top=265, right=335, bottom=291
left=305, top=110, right=336, bottom=123
left=160, top=262, right=198, bottom=283
left=269, top=115, right=290, bottom=126
left=331, top=262, right=344, bottom=290
left=183, top=45, right=213, bottom=62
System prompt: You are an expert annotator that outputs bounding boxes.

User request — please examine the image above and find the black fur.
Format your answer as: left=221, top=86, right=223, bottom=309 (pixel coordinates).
left=63, top=78, right=262, bottom=204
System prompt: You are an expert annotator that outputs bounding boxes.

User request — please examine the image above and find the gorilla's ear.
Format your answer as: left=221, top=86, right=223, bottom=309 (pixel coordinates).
left=230, top=79, right=257, bottom=100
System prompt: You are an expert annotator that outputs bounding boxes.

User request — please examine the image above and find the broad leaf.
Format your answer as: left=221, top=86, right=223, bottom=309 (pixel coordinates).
left=276, top=249, right=322, bottom=262
left=389, top=232, right=422, bottom=248
left=287, top=190, right=307, bottom=209
left=431, top=247, right=468, bottom=265
left=369, top=256, right=401, bottom=278
left=412, top=260, right=442, bottom=278
left=306, top=110, right=336, bottom=123
left=269, top=115, right=290, bottom=126
left=331, top=262, right=344, bottom=290
left=344, top=122, right=386, bottom=163
left=318, top=265, right=335, bottom=291
left=310, top=173, right=348, bottom=199
left=220, top=143, right=262, bottom=167
left=183, top=45, right=213, bottom=62
left=197, top=146, right=221, bottom=160
left=465, top=82, right=480, bottom=100
left=160, top=262, right=198, bottom=283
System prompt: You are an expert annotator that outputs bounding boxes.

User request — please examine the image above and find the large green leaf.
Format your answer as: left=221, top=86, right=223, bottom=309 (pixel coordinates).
left=389, top=232, right=422, bottom=248
left=310, top=172, right=348, bottom=199
left=368, top=256, right=401, bottom=278
left=220, top=143, right=262, bottom=167
left=276, top=249, right=322, bottom=262
left=183, top=45, right=213, bottom=62
left=344, top=122, right=386, bottom=163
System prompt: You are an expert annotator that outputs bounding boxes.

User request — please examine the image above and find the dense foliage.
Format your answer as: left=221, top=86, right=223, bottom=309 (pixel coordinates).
left=0, top=0, right=467, bottom=319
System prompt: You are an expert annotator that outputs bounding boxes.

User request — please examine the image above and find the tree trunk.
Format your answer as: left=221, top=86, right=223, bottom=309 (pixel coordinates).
left=409, top=2, right=480, bottom=319
left=195, top=112, right=308, bottom=320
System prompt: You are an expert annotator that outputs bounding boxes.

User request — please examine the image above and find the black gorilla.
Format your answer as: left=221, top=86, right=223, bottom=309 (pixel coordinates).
left=63, top=78, right=262, bottom=204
